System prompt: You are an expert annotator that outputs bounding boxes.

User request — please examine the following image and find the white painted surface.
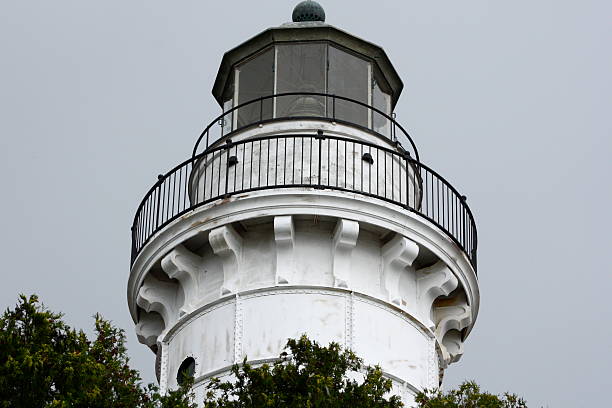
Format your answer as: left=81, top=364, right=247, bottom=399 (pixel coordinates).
left=240, top=291, right=346, bottom=361
left=165, top=300, right=236, bottom=386
left=353, top=297, right=430, bottom=388
left=160, top=288, right=438, bottom=394
left=129, top=122, right=479, bottom=406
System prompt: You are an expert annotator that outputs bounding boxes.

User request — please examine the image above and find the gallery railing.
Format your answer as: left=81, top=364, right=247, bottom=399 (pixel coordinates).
left=132, top=133, right=477, bottom=272
left=192, top=92, right=420, bottom=162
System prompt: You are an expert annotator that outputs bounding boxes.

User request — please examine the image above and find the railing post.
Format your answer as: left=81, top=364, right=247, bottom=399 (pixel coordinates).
left=224, top=140, right=233, bottom=198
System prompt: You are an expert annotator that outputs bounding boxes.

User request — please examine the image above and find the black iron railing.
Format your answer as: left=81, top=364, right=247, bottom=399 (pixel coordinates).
left=132, top=133, right=477, bottom=271
left=192, top=93, right=420, bottom=162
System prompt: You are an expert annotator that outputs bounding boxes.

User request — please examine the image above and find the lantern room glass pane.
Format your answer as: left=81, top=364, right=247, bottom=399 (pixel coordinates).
left=328, top=46, right=369, bottom=128
left=237, top=47, right=274, bottom=127
left=276, top=43, right=326, bottom=118
left=372, top=76, right=391, bottom=137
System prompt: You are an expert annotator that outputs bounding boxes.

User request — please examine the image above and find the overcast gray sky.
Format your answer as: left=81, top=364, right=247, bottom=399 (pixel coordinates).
left=1, top=1, right=610, bottom=407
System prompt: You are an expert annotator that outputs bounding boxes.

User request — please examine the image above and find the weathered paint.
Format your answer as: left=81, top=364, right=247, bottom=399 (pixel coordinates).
left=128, top=95, right=479, bottom=408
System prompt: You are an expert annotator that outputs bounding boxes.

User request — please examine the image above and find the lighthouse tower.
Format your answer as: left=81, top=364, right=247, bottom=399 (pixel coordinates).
left=127, top=2, right=479, bottom=405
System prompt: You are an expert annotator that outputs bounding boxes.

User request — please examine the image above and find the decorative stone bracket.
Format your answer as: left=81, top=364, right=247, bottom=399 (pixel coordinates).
left=434, top=302, right=472, bottom=366
left=209, top=225, right=243, bottom=296
left=381, top=234, right=419, bottom=306
left=161, top=245, right=204, bottom=315
left=274, top=216, right=295, bottom=285
left=416, top=261, right=459, bottom=330
left=136, top=310, right=164, bottom=347
left=332, top=219, right=359, bottom=289
left=136, top=275, right=179, bottom=345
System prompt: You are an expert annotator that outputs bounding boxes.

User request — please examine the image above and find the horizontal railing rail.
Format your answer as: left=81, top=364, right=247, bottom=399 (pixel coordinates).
left=192, top=92, right=420, bottom=162
left=132, top=133, right=477, bottom=271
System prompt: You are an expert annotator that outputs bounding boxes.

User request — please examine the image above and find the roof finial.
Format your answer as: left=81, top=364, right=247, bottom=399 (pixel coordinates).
left=292, top=1, right=326, bottom=23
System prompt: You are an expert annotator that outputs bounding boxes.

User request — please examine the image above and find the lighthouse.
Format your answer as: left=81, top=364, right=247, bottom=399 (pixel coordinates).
left=127, top=2, right=479, bottom=405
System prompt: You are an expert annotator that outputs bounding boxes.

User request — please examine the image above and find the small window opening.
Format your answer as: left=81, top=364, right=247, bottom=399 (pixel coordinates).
left=177, top=357, right=196, bottom=386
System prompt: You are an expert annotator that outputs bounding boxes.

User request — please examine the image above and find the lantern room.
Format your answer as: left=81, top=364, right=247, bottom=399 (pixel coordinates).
left=211, top=21, right=404, bottom=140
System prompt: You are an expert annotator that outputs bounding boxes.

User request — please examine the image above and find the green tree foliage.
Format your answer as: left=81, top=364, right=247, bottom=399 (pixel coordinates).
left=201, top=337, right=530, bottom=408
left=415, top=381, right=527, bottom=408
left=0, top=295, right=528, bottom=408
left=0, top=295, right=195, bottom=408
left=202, top=335, right=403, bottom=408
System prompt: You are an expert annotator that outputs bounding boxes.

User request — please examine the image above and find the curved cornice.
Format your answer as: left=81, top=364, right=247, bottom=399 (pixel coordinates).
left=128, top=189, right=480, bottom=337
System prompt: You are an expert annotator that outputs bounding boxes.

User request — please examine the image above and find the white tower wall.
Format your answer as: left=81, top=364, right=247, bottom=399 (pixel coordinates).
left=129, top=121, right=478, bottom=407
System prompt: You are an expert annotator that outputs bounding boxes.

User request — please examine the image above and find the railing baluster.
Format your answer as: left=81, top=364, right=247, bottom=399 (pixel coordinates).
left=242, top=142, right=246, bottom=191
left=309, top=136, right=313, bottom=184
left=376, top=149, right=387, bottom=198
left=150, top=193, right=154, bottom=237
left=292, top=136, right=296, bottom=185
left=165, top=177, right=171, bottom=223
left=404, top=158, right=408, bottom=208
left=224, top=147, right=230, bottom=197
left=208, top=152, right=214, bottom=202
left=391, top=152, right=394, bottom=201
left=344, top=140, right=347, bottom=189
left=360, top=143, right=364, bottom=192
left=155, top=183, right=161, bottom=229
left=143, top=199, right=148, bottom=244
left=316, top=131, right=323, bottom=188
left=352, top=141, right=356, bottom=191
left=335, top=140, right=341, bottom=188
left=233, top=145, right=238, bottom=193
left=250, top=141, right=254, bottom=189
left=377, top=148, right=380, bottom=197
left=275, top=138, right=279, bottom=185
left=327, top=136, right=330, bottom=186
